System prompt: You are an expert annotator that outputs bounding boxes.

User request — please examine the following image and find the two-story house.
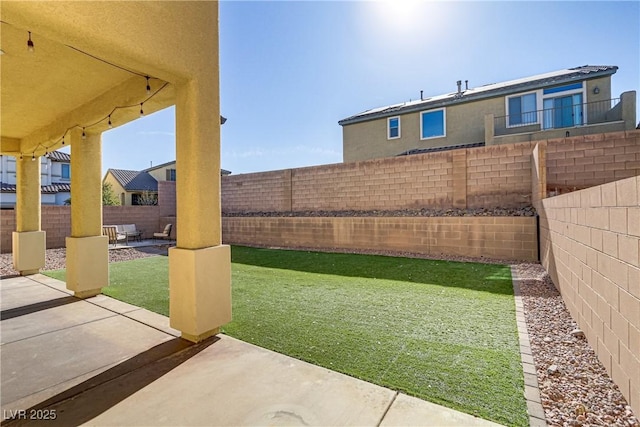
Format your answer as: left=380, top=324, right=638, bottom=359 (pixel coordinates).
left=339, top=65, right=637, bottom=162
left=0, top=150, right=71, bottom=207
left=103, top=160, right=231, bottom=206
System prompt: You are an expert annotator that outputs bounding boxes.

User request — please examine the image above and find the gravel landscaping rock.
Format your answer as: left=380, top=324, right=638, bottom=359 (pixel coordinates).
left=513, top=262, right=639, bottom=427
left=0, top=245, right=637, bottom=426
left=224, top=206, right=537, bottom=217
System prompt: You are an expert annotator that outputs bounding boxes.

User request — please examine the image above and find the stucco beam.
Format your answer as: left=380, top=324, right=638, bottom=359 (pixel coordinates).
left=1, top=1, right=217, bottom=84
left=0, top=137, right=21, bottom=155
left=19, top=77, right=175, bottom=155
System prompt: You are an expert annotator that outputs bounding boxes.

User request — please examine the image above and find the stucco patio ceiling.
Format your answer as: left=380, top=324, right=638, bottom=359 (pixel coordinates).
left=0, top=2, right=177, bottom=157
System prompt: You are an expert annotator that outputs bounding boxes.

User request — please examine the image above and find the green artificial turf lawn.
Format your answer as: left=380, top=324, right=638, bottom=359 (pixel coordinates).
left=45, top=246, right=527, bottom=426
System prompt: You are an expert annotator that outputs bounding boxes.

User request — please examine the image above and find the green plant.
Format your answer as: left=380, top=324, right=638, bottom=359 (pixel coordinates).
left=102, top=182, right=120, bottom=206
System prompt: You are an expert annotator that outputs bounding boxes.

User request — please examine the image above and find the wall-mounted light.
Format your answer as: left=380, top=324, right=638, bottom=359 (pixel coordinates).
left=593, top=86, right=600, bottom=95
left=0, top=49, right=5, bottom=55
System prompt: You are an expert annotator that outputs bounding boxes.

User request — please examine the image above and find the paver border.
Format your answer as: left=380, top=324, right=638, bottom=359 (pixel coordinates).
left=511, top=265, right=548, bottom=427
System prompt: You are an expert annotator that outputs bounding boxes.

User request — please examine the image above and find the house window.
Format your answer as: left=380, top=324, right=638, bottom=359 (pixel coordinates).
left=388, top=117, right=400, bottom=139
left=542, top=82, right=585, bottom=129
left=420, top=109, right=445, bottom=139
left=507, top=93, right=537, bottom=126
left=166, top=168, right=176, bottom=181
left=543, top=93, right=583, bottom=129
left=61, top=164, right=70, bottom=179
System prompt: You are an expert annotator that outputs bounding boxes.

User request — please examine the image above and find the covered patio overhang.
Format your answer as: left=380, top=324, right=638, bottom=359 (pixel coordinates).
left=0, top=1, right=230, bottom=342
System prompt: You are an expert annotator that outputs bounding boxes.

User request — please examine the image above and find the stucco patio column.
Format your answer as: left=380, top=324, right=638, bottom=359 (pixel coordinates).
left=12, top=155, right=45, bottom=275
left=65, top=129, right=108, bottom=298
left=169, top=74, right=231, bottom=343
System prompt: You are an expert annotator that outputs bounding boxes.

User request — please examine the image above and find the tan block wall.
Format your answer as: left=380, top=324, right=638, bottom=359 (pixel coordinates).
left=222, top=130, right=640, bottom=214
left=540, top=176, right=640, bottom=412
left=546, top=130, right=640, bottom=192
left=0, top=183, right=178, bottom=253
left=222, top=169, right=292, bottom=212
left=466, top=142, right=534, bottom=208
left=291, top=153, right=453, bottom=210
left=222, top=216, right=538, bottom=261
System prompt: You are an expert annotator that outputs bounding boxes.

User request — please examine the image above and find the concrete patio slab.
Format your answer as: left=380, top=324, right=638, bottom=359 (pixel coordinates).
left=122, top=307, right=181, bottom=337
left=380, top=393, right=502, bottom=426
left=1, top=281, right=69, bottom=311
left=1, top=275, right=505, bottom=426
left=85, top=294, right=142, bottom=314
left=1, top=314, right=173, bottom=409
left=1, top=298, right=114, bottom=344
left=85, top=336, right=397, bottom=426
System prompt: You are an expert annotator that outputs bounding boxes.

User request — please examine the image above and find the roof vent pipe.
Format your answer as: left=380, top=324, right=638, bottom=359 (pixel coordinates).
left=456, top=80, right=462, bottom=94
left=420, top=90, right=423, bottom=101
left=465, top=80, right=469, bottom=90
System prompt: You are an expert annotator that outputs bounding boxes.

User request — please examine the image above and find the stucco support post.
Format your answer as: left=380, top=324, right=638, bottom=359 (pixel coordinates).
left=65, top=129, right=108, bottom=298
left=484, top=114, right=495, bottom=145
left=169, top=75, right=231, bottom=343
left=621, top=91, right=637, bottom=130
left=12, top=155, right=45, bottom=275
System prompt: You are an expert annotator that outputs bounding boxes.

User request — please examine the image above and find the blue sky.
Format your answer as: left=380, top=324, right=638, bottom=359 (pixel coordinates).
left=93, top=1, right=640, bottom=176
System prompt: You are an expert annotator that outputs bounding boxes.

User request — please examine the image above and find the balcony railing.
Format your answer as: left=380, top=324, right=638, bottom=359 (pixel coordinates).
left=494, top=98, right=621, bottom=136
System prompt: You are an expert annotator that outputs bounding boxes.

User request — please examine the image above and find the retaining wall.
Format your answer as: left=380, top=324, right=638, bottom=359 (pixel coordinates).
left=222, top=216, right=538, bottom=261
left=222, top=131, right=640, bottom=213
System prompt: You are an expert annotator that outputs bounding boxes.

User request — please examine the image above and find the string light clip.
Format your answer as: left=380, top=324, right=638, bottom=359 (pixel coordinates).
left=27, top=31, right=34, bottom=52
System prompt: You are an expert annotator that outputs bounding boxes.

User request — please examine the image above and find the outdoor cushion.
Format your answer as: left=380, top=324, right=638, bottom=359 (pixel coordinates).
left=123, top=224, right=137, bottom=234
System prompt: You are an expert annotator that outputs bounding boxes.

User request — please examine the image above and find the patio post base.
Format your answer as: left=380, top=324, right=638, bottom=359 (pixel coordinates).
left=181, top=328, right=220, bottom=343
left=12, top=231, right=46, bottom=276
left=169, top=245, right=231, bottom=343
left=66, top=236, right=109, bottom=298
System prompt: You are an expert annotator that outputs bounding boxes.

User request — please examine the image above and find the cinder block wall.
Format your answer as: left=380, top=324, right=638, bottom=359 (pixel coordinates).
left=103, top=206, right=164, bottom=240
left=0, top=209, right=16, bottom=253
left=539, top=176, right=640, bottom=412
left=546, top=131, right=640, bottom=193
left=466, top=142, right=534, bottom=208
left=0, top=183, right=178, bottom=252
left=222, top=144, right=537, bottom=213
left=222, top=216, right=538, bottom=261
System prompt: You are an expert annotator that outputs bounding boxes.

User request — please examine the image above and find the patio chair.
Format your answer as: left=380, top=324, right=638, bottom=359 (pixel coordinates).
left=153, top=223, right=172, bottom=243
left=120, top=224, right=143, bottom=242
left=103, top=225, right=127, bottom=247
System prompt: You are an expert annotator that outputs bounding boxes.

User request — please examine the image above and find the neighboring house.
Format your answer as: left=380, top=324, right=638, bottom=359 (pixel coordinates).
left=103, top=160, right=231, bottom=206
left=0, top=151, right=71, bottom=207
left=339, top=65, right=637, bottom=162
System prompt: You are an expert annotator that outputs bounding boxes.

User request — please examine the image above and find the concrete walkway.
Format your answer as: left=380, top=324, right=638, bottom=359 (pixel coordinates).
left=1, top=274, right=501, bottom=426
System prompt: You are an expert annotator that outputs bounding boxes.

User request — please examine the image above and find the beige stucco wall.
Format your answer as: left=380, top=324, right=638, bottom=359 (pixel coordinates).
left=147, top=162, right=176, bottom=182
left=103, top=172, right=131, bottom=206
left=343, top=76, right=617, bottom=162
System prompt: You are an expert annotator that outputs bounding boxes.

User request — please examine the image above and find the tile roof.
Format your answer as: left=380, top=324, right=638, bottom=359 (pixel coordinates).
left=108, top=169, right=158, bottom=191
left=0, top=182, right=71, bottom=194
left=143, top=161, right=231, bottom=176
left=143, top=160, right=176, bottom=172
left=339, top=65, right=618, bottom=125
left=397, top=142, right=486, bottom=156
left=46, top=150, right=70, bottom=162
